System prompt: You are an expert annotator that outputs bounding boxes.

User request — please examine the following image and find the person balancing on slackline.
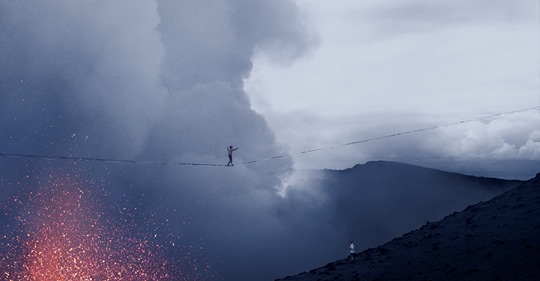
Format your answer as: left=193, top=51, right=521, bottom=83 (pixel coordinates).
left=227, top=145, right=239, bottom=166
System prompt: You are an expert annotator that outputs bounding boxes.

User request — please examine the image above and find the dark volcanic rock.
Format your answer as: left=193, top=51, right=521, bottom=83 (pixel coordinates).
left=277, top=173, right=540, bottom=281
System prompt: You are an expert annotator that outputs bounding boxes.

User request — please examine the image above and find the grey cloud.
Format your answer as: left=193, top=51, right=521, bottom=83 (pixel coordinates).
left=366, top=0, right=535, bottom=25
left=157, top=0, right=314, bottom=91
left=1, top=1, right=166, bottom=158
left=1, top=0, right=314, bottom=280
left=354, top=0, right=537, bottom=41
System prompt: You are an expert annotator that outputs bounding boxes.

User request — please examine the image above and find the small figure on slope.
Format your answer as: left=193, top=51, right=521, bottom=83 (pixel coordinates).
left=349, top=240, right=355, bottom=261
left=227, top=146, right=239, bottom=166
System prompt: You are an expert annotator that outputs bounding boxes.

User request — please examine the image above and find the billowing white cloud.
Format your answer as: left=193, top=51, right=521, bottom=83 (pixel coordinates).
left=430, top=112, right=540, bottom=160
left=246, top=0, right=540, bottom=177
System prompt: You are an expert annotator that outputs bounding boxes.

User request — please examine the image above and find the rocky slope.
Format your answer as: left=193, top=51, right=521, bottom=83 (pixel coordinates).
left=277, top=173, right=540, bottom=281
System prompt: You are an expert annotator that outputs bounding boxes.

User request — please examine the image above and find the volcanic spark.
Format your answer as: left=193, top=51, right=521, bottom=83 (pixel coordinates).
left=0, top=172, right=203, bottom=280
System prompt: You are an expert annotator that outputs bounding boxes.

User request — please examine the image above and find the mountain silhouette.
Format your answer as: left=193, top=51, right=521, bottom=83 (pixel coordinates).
left=278, top=170, right=540, bottom=280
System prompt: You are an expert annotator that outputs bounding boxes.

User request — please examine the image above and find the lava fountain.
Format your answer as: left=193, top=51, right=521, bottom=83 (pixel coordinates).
left=1, top=172, right=196, bottom=280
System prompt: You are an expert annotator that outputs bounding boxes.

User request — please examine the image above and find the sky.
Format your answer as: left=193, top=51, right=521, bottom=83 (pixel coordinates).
left=0, top=1, right=539, bottom=280
left=246, top=0, right=540, bottom=177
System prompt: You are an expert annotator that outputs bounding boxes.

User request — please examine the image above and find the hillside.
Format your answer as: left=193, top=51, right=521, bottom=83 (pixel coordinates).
left=277, top=172, right=540, bottom=280
left=286, top=161, right=521, bottom=251
left=275, top=161, right=522, bottom=279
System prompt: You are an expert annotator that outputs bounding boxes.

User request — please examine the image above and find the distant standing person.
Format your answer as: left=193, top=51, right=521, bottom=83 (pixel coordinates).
left=349, top=240, right=355, bottom=261
left=227, top=146, right=238, bottom=166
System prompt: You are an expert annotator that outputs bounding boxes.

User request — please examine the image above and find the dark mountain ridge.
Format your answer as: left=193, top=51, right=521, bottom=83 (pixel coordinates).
left=316, top=160, right=521, bottom=244
left=278, top=172, right=540, bottom=280
left=276, top=161, right=524, bottom=279
left=326, top=160, right=520, bottom=190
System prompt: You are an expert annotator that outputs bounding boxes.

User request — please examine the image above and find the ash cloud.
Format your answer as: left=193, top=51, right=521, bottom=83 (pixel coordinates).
left=1, top=1, right=167, bottom=158
left=0, top=1, right=314, bottom=279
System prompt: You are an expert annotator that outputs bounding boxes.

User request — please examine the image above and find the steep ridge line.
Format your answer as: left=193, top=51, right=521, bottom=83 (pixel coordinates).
left=277, top=173, right=540, bottom=280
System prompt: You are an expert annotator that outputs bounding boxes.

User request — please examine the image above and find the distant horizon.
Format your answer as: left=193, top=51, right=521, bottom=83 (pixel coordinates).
left=303, top=159, right=540, bottom=181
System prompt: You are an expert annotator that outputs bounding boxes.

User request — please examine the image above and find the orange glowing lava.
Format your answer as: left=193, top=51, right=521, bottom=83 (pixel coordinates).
left=2, top=174, right=175, bottom=281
